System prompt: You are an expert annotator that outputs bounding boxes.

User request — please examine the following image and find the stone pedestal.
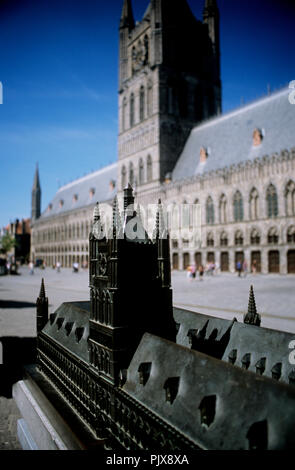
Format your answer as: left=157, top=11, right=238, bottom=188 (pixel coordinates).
left=12, top=365, right=104, bottom=450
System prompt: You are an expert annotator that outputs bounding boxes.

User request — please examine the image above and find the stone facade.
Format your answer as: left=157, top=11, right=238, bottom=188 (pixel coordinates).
left=30, top=0, right=295, bottom=275
left=136, top=149, right=295, bottom=274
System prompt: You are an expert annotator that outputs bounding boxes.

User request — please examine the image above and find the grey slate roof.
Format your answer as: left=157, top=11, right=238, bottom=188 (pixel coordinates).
left=42, top=301, right=90, bottom=362
left=172, top=87, right=295, bottom=181
left=123, top=332, right=295, bottom=450
left=41, top=163, right=117, bottom=219
left=174, top=306, right=295, bottom=385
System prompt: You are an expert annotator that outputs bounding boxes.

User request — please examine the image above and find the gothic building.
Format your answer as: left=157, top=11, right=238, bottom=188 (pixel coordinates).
left=30, top=0, right=295, bottom=274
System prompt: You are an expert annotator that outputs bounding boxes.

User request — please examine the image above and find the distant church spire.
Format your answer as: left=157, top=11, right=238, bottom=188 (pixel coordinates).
left=203, top=0, right=218, bottom=15
left=31, top=163, right=41, bottom=222
left=120, top=0, right=134, bottom=30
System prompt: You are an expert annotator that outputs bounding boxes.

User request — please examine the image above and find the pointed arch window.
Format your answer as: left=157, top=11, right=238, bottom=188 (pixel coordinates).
left=249, top=188, right=259, bottom=220
left=285, top=180, right=295, bottom=216
left=233, top=191, right=244, bottom=222
left=139, top=86, right=145, bottom=122
left=139, top=158, right=144, bottom=185
left=144, top=35, right=149, bottom=64
left=121, top=165, right=127, bottom=190
left=147, top=81, right=153, bottom=116
left=122, top=97, right=127, bottom=131
left=171, top=203, right=179, bottom=230
left=130, top=93, right=135, bottom=127
left=207, top=232, right=214, bottom=247
left=250, top=228, right=261, bottom=245
left=129, top=162, right=134, bottom=186
left=266, top=184, right=278, bottom=218
left=235, top=230, right=244, bottom=246
left=219, top=194, right=227, bottom=223
left=268, top=227, right=279, bottom=244
left=147, top=155, right=152, bottom=182
left=206, top=196, right=214, bottom=225
left=182, top=200, right=190, bottom=229
left=287, top=226, right=295, bottom=243
left=220, top=232, right=228, bottom=246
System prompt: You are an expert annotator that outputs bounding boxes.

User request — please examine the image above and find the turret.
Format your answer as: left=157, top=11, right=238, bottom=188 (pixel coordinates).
left=119, top=0, right=135, bottom=89
left=203, top=0, right=221, bottom=115
left=153, top=199, right=171, bottom=290
left=36, top=278, right=48, bottom=333
left=31, top=163, right=41, bottom=222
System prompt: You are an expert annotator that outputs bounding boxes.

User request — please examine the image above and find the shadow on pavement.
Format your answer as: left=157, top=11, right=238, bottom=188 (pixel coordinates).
left=0, top=300, right=36, bottom=309
left=0, top=337, right=37, bottom=398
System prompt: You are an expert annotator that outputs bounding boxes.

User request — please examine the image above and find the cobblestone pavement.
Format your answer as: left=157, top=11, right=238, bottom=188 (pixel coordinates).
left=0, top=266, right=295, bottom=450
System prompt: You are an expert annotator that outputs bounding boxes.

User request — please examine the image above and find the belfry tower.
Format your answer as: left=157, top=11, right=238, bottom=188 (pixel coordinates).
left=118, top=0, right=221, bottom=197
left=88, top=186, right=176, bottom=386
left=31, top=163, right=41, bottom=222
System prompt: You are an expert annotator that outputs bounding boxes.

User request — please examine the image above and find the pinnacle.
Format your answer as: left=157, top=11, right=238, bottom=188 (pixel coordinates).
left=244, top=285, right=261, bottom=326
left=93, top=202, right=100, bottom=221
left=248, top=285, right=257, bottom=316
left=39, top=278, right=46, bottom=298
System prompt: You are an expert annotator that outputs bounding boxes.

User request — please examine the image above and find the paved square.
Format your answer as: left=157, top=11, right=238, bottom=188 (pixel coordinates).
left=0, top=266, right=295, bottom=450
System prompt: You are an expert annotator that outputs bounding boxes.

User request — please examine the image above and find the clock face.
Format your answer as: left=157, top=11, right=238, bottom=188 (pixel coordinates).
left=93, top=220, right=104, bottom=240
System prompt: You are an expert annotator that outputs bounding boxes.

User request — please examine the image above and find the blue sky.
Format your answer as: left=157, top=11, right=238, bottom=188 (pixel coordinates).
left=0, top=0, right=294, bottom=227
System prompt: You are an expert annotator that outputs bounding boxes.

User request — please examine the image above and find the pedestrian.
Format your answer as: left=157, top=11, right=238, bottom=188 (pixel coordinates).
left=236, top=260, right=242, bottom=277
left=73, top=262, right=79, bottom=273
left=242, top=260, right=248, bottom=278
left=199, top=264, right=204, bottom=281
left=56, top=261, right=61, bottom=273
left=186, top=265, right=192, bottom=280
left=191, top=264, right=196, bottom=280
left=29, top=261, right=34, bottom=275
left=252, top=260, right=257, bottom=275
left=6, top=260, right=11, bottom=275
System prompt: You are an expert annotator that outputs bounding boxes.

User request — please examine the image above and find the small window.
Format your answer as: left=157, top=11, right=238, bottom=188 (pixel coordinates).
left=75, top=327, right=84, bottom=343
left=164, top=377, right=180, bottom=404
left=252, top=128, right=263, bottom=147
left=200, top=147, right=208, bottom=163
left=199, top=395, right=216, bottom=428
left=56, top=317, right=65, bottom=330
left=59, top=199, right=64, bottom=208
left=247, top=420, right=268, bottom=450
left=73, top=194, right=78, bottom=203
left=65, top=322, right=74, bottom=336
left=89, top=188, right=95, bottom=198
left=138, top=362, right=152, bottom=386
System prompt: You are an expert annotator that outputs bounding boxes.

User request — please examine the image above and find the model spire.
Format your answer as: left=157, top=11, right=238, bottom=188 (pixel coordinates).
left=153, top=199, right=167, bottom=240
left=93, top=202, right=100, bottom=222
left=39, top=277, right=46, bottom=298
left=36, top=278, right=48, bottom=333
left=244, top=285, right=261, bottom=326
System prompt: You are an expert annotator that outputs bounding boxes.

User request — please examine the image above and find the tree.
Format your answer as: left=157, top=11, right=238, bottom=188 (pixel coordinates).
left=0, top=233, right=16, bottom=255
